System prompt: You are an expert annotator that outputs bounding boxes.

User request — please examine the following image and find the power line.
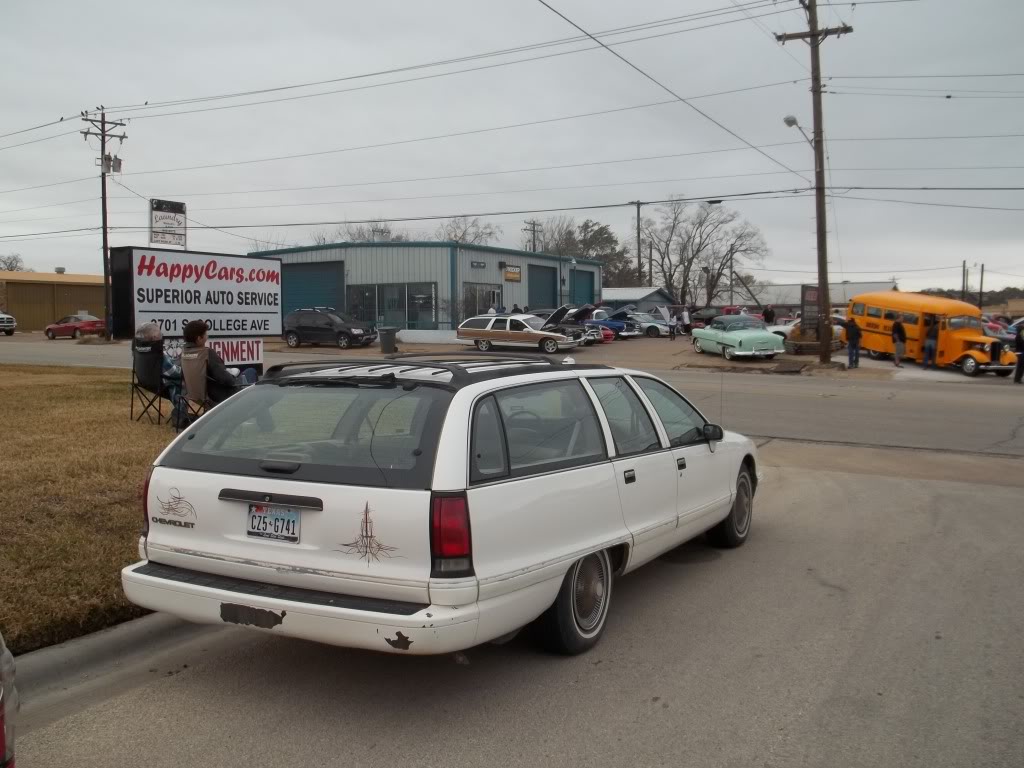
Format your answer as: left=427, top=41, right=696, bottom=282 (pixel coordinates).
left=120, top=79, right=806, bottom=178
left=828, top=194, right=1024, bottom=212
left=535, top=0, right=810, bottom=184
left=0, top=176, right=95, bottom=196
left=829, top=72, right=1024, bottom=80
left=825, top=89, right=1024, bottom=100
left=0, top=129, right=82, bottom=153
left=110, top=178, right=257, bottom=243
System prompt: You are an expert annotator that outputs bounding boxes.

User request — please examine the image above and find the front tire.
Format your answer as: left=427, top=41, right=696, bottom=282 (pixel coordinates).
left=960, top=356, right=979, bottom=377
left=475, top=339, right=492, bottom=352
left=707, top=467, right=753, bottom=548
left=284, top=331, right=300, bottom=348
left=336, top=333, right=352, bottom=349
left=540, top=338, right=559, bottom=354
left=646, top=326, right=659, bottom=338
left=723, top=346, right=734, bottom=361
left=693, top=338, right=705, bottom=354
left=3, top=330, right=13, bottom=336
left=539, top=550, right=613, bottom=655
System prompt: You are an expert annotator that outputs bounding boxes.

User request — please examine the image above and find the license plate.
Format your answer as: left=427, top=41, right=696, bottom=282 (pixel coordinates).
left=246, top=504, right=300, bottom=543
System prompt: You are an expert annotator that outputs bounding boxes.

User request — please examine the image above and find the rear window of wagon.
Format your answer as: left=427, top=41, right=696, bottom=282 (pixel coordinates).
left=162, top=381, right=453, bottom=488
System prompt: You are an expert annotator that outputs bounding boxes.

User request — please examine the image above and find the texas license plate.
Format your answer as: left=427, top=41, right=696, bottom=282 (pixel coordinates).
left=246, top=504, right=300, bottom=543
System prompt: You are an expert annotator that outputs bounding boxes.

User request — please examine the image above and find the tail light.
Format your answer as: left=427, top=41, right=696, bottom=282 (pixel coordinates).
left=141, top=466, right=154, bottom=542
left=430, top=493, right=473, bottom=578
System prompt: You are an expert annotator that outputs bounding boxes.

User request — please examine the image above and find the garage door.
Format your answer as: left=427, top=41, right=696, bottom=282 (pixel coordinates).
left=282, top=262, right=344, bottom=314
left=528, top=265, right=557, bottom=309
left=570, top=271, right=594, bottom=306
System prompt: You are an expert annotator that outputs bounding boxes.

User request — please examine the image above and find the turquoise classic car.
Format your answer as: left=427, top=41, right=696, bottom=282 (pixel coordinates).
left=692, top=316, right=785, bottom=360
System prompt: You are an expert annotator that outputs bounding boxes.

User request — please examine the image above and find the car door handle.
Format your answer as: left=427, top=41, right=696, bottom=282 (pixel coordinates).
left=623, top=469, right=636, bottom=484
left=677, top=457, right=687, bottom=470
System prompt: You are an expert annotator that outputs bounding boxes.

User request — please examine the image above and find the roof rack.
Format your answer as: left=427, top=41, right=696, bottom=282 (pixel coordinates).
left=262, top=352, right=610, bottom=387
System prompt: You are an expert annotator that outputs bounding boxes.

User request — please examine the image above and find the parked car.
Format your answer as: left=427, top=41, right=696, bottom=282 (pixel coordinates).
left=606, top=306, right=671, bottom=338
left=282, top=308, right=378, bottom=349
left=122, top=355, right=760, bottom=655
left=688, top=307, right=720, bottom=329
left=526, top=307, right=599, bottom=346
left=44, top=313, right=105, bottom=339
left=457, top=312, right=581, bottom=353
left=767, top=315, right=844, bottom=341
left=0, top=628, right=17, bottom=768
left=592, top=325, right=615, bottom=343
left=0, top=311, right=15, bottom=336
left=692, top=316, right=786, bottom=360
left=561, top=305, right=640, bottom=339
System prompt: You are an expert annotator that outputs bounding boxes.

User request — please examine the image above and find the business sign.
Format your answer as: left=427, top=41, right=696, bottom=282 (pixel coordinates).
left=800, top=284, right=820, bottom=338
left=504, top=265, right=522, bottom=282
left=470, top=260, right=486, bottom=269
left=130, top=249, right=282, bottom=337
left=150, top=199, right=187, bottom=247
left=166, top=337, right=264, bottom=366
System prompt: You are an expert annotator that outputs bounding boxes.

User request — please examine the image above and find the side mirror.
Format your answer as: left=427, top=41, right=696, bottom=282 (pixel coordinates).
left=704, top=423, right=724, bottom=442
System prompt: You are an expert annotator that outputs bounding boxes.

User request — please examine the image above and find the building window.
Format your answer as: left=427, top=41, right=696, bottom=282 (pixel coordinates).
left=463, top=282, right=502, bottom=317
left=345, top=283, right=438, bottom=329
left=346, top=285, right=376, bottom=324
left=407, top=283, right=437, bottom=330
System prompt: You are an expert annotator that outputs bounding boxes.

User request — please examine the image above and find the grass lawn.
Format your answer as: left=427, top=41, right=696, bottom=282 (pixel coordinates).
left=0, top=365, right=172, bottom=654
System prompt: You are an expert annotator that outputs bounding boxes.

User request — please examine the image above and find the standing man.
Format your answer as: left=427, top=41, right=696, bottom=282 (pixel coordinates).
left=681, top=306, right=692, bottom=336
left=1013, top=323, right=1024, bottom=384
left=511, top=303, right=521, bottom=314
left=923, top=315, right=939, bottom=369
left=891, top=316, right=907, bottom=368
left=845, top=317, right=862, bottom=369
left=763, top=304, right=776, bottom=325
left=668, top=313, right=677, bottom=340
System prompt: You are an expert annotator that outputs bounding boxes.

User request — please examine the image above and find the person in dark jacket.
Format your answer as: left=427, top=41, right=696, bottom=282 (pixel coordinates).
left=923, top=316, right=939, bottom=369
left=181, top=319, right=257, bottom=404
left=845, top=318, right=862, bottom=369
left=1013, top=324, right=1024, bottom=384
left=763, top=305, right=776, bottom=325
left=891, top=318, right=907, bottom=368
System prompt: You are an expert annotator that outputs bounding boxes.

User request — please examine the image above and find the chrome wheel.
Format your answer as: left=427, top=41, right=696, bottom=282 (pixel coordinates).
left=733, top=472, right=752, bottom=536
left=337, top=333, right=352, bottom=349
left=476, top=339, right=492, bottom=351
left=723, top=346, right=734, bottom=361
left=571, top=551, right=611, bottom=637
left=961, top=356, right=979, bottom=376
left=541, top=338, right=559, bottom=354
left=285, top=332, right=299, bottom=348
left=693, top=338, right=704, bottom=354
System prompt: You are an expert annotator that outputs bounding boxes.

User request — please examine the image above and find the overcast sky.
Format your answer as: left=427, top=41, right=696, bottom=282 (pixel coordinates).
left=2, top=0, right=1022, bottom=291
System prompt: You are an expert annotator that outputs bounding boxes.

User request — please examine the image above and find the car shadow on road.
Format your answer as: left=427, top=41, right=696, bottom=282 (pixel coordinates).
left=657, top=539, right=723, bottom=565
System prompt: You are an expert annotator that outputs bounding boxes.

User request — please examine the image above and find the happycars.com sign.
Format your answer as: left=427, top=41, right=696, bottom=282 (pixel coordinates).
left=131, top=249, right=282, bottom=337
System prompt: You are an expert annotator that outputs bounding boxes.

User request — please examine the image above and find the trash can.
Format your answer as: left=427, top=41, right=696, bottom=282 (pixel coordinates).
left=378, top=327, right=398, bottom=354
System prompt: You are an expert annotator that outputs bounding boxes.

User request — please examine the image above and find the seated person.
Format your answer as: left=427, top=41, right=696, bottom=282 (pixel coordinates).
left=133, top=322, right=182, bottom=397
left=180, top=319, right=257, bottom=405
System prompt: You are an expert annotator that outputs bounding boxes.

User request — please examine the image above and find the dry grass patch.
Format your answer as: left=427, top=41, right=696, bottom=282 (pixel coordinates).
left=0, top=365, right=171, bottom=654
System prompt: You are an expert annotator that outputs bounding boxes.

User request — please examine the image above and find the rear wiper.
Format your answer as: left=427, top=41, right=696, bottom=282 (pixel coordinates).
left=276, top=373, right=396, bottom=388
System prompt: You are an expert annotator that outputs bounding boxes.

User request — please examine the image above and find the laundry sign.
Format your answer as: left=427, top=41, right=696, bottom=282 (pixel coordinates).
left=150, top=199, right=187, bottom=247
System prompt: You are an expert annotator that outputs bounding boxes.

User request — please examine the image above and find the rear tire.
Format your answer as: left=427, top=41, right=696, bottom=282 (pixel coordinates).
left=646, top=326, right=659, bottom=338
left=475, top=339, right=492, bottom=352
left=284, top=331, right=300, bottom=348
left=336, top=333, right=352, bottom=349
left=540, top=338, right=559, bottom=354
left=707, top=467, right=753, bottom=548
left=539, top=550, right=613, bottom=655
left=868, top=349, right=887, bottom=360
left=72, top=329, right=82, bottom=339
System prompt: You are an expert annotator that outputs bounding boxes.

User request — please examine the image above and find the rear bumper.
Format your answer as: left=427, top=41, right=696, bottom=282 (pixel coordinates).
left=122, top=561, right=479, bottom=655
left=617, top=330, right=642, bottom=338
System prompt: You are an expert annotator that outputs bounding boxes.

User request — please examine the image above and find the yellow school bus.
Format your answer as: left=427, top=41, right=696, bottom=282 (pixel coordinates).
left=846, top=291, right=1018, bottom=377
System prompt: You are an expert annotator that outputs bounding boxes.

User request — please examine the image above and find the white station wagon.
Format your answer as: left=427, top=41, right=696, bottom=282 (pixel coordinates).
left=123, top=355, right=760, bottom=655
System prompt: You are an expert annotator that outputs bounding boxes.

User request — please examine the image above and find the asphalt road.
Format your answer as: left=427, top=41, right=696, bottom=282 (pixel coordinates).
left=17, top=442, right=1024, bottom=768
left=3, top=336, right=1022, bottom=456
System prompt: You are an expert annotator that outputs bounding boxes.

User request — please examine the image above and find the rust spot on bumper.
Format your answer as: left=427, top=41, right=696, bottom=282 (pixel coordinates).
left=384, top=631, right=413, bottom=650
left=220, top=603, right=286, bottom=629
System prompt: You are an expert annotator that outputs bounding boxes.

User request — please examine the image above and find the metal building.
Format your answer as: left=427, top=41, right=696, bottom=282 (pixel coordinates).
left=0, top=271, right=105, bottom=332
left=251, top=241, right=603, bottom=332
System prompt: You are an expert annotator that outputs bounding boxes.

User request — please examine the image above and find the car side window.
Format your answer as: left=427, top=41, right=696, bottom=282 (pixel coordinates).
left=470, top=396, right=508, bottom=483
left=461, top=318, right=489, bottom=330
left=866, top=306, right=882, bottom=319
left=634, top=378, right=706, bottom=447
left=711, top=321, right=724, bottom=331
left=490, top=381, right=606, bottom=479
left=490, top=318, right=508, bottom=331
left=588, top=377, right=661, bottom=456
left=509, top=319, right=528, bottom=332
left=851, top=303, right=865, bottom=316
left=314, top=315, right=332, bottom=328
left=902, top=312, right=918, bottom=324
left=883, top=309, right=898, bottom=321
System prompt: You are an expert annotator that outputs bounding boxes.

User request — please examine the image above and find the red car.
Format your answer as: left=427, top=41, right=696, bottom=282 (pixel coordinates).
left=45, top=313, right=105, bottom=340
left=595, top=325, right=614, bottom=343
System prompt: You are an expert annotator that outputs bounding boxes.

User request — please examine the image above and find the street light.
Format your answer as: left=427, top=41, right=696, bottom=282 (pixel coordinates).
left=784, top=113, right=832, bottom=362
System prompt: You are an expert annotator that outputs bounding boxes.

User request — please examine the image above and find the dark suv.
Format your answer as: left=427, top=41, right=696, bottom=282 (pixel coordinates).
left=282, top=308, right=378, bottom=349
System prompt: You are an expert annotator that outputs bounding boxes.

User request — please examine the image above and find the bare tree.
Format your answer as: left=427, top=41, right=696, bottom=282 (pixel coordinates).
left=643, top=199, right=689, bottom=303
left=696, top=216, right=768, bottom=306
left=0, top=253, right=33, bottom=272
left=523, top=216, right=577, bottom=255
left=435, top=216, right=502, bottom=245
left=342, top=220, right=409, bottom=243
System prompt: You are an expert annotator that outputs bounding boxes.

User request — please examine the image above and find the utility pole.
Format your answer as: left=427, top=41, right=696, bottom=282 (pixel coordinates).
left=632, top=201, right=643, bottom=284
left=522, top=219, right=541, bottom=252
left=961, top=259, right=967, bottom=302
left=648, top=242, right=654, bottom=288
left=729, top=252, right=734, bottom=305
left=978, top=264, right=985, bottom=310
left=81, top=110, right=126, bottom=340
left=777, top=1, right=852, bottom=363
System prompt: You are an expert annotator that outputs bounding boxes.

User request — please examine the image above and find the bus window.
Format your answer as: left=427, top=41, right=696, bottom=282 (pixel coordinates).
left=866, top=306, right=882, bottom=319
left=851, top=302, right=865, bottom=316
left=902, top=312, right=919, bottom=324
left=883, top=309, right=898, bottom=321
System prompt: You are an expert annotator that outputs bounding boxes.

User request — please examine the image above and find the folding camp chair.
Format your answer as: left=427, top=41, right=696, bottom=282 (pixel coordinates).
left=177, top=346, right=212, bottom=432
left=131, top=338, right=176, bottom=425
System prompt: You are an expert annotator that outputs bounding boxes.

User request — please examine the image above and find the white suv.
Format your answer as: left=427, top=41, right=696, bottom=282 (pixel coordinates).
left=123, top=355, right=760, bottom=655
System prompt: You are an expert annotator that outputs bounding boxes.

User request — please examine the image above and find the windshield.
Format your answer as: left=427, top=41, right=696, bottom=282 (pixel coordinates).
left=162, top=381, right=453, bottom=488
left=524, top=316, right=545, bottom=330
left=948, top=315, right=984, bottom=331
